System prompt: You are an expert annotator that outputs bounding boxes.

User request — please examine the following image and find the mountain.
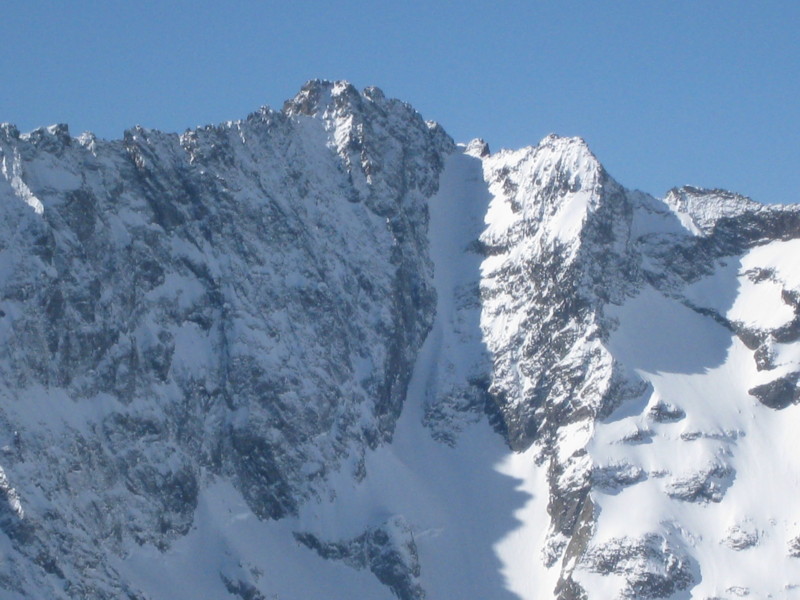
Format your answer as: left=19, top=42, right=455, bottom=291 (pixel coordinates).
left=0, top=80, right=799, bottom=599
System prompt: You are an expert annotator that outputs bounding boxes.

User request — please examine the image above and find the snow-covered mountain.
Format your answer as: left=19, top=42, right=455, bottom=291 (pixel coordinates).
left=1, top=80, right=799, bottom=599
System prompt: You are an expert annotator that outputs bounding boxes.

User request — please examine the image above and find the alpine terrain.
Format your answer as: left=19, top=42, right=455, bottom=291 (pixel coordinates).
left=1, top=80, right=799, bottom=599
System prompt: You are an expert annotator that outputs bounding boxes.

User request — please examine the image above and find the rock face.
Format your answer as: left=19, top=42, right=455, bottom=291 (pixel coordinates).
left=0, top=81, right=452, bottom=598
left=294, top=515, right=424, bottom=600
left=1, top=81, right=800, bottom=599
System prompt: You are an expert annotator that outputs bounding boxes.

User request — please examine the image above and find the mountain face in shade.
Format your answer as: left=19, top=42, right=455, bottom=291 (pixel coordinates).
left=1, top=80, right=799, bottom=599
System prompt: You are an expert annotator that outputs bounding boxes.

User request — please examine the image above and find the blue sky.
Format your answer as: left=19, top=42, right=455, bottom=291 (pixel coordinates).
left=1, top=1, right=798, bottom=204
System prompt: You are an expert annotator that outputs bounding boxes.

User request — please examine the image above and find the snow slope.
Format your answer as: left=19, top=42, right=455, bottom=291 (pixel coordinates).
left=112, top=145, right=546, bottom=600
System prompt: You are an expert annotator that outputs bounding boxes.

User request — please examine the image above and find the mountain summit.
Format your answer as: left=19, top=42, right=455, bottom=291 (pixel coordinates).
left=1, top=81, right=799, bottom=599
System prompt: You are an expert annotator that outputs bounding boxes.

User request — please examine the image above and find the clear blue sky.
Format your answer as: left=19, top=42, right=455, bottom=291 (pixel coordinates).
left=2, top=1, right=798, bottom=204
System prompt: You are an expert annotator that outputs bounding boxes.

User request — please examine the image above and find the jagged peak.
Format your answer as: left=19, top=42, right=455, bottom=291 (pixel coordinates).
left=485, top=134, right=607, bottom=207
left=532, top=134, right=603, bottom=179
left=538, top=132, right=591, bottom=151
left=46, top=123, right=70, bottom=137
left=362, top=85, right=386, bottom=102
left=663, top=185, right=761, bottom=234
left=0, top=123, right=20, bottom=141
left=667, top=184, right=756, bottom=206
left=122, top=125, right=183, bottom=151
left=487, top=134, right=605, bottom=194
left=464, top=138, right=490, bottom=158
left=481, top=133, right=631, bottom=253
left=18, top=122, right=72, bottom=145
left=282, top=79, right=373, bottom=118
